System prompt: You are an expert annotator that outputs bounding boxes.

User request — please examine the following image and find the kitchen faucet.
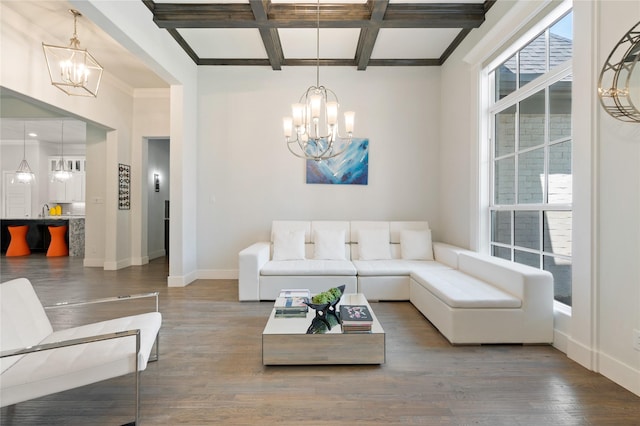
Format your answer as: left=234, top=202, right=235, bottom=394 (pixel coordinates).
left=41, top=203, right=50, bottom=217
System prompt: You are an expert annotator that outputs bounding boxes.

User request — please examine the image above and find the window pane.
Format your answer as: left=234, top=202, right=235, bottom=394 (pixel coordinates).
left=495, top=54, right=517, bottom=100
left=495, top=157, right=515, bottom=204
left=545, top=255, right=572, bottom=306
left=495, top=105, right=516, bottom=157
left=518, top=148, right=544, bottom=204
left=515, top=249, right=539, bottom=268
left=550, top=12, right=573, bottom=70
left=514, top=210, right=539, bottom=250
left=548, top=140, right=572, bottom=204
left=491, top=210, right=511, bottom=244
left=492, top=245, right=511, bottom=261
left=519, top=89, right=546, bottom=149
left=519, top=33, right=546, bottom=88
left=544, top=211, right=572, bottom=256
left=549, top=78, right=572, bottom=141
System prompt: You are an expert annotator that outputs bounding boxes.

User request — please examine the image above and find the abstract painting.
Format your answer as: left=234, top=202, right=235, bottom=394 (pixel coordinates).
left=306, top=138, right=369, bottom=185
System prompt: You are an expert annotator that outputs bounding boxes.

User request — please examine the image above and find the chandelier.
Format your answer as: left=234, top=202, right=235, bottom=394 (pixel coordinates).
left=282, top=0, right=355, bottom=161
left=52, top=122, right=72, bottom=182
left=42, top=9, right=103, bottom=97
left=13, top=123, right=36, bottom=184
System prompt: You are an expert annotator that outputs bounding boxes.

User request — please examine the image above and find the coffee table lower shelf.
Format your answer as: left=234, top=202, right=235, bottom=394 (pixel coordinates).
left=262, top=332, right=385, bottom=365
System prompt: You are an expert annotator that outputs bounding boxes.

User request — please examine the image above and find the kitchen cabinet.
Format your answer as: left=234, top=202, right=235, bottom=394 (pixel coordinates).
left=48, top=157, right=86, bottom=202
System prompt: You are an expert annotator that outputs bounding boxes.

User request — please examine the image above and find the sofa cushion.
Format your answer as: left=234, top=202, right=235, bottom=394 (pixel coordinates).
left=411, top=269, right=522, bottom=309
left=314, top=229, right=346, bottom=260
left=272, top=230, right=305, bottom=261
left=353, top=259, right=446, bottom=276
left=357, top=229, right=391, bottom=260
left=261, top=260, right=357, bottom=276
left=400, top=229, right=434, bottom=260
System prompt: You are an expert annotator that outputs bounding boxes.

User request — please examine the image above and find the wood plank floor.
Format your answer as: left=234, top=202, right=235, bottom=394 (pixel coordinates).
left=1, top=255, right=639, bottom=425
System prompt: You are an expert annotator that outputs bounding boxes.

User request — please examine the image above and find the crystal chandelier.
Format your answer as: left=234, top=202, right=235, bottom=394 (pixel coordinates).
left=13, top=123, right=36, bottom=184
left=52, top=122, right=72, bottom=182
left=282, top=0, right=355, bottom=161
left=42, top=9, right=103, bottom=97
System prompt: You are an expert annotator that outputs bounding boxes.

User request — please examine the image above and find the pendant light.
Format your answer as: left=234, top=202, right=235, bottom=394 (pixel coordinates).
left=52, top=121, right=72, bottom=182
left=13, top=123, right=36, bottom=184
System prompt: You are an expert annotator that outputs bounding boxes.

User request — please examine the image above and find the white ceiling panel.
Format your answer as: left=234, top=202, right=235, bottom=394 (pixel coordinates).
left=371, top=28, right=462, bottom=59
left=279, top=28, right=360, bottom=59
left=178, top=28, right=268, bottom=58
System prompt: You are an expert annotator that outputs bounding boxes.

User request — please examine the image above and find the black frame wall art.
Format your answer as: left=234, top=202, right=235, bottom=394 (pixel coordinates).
left=118, top=163, right=131, bottom=210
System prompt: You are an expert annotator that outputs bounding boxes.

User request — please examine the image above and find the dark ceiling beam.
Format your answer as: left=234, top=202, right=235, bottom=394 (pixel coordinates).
left=201, top=58, right=439, bottom=67
left=250, top=0, right=283, bottom=70
left=167, top=28, right=201, bottom=65
left=355, top=0, right=388, bottom=71
left=144, top=0, right=495, bottom=68
left=382, top=3, right=485, bottom=29
left=438, top=28, right=472, bottom=65
left=150, top=2, right=486, bottom=30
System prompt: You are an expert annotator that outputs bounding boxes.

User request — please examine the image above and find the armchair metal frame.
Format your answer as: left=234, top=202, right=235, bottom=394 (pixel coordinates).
left=1, top=290, right=160, bottom=426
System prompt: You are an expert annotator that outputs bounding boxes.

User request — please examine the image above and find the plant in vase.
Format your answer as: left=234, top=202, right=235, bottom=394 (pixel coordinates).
left=305, top=285, right=345, bottom=334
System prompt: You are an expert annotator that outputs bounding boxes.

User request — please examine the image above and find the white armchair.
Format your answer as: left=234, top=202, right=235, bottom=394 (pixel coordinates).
left=0, top=278, right=162, bottom=425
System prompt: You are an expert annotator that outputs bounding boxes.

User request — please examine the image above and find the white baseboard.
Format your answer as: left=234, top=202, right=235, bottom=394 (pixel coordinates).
left=552, top=328, right=569, bottom=354
left=104, top=258, right=132, bottom=271
left=131, top=256, right=150, bottom=266
left=83, top=257, right=104, bottom=268
left=168, top=270, right=198, bottom=287
left=599, top=351, right=640, bottom=397
left=148, top=250, right=165, bottom=260
left=567, top=337, right=595, bottom=371
left=197, top=269, right=238, bottom=280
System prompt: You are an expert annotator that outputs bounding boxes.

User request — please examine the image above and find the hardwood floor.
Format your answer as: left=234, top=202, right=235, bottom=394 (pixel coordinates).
left=1, top=254, right=639, bottom=425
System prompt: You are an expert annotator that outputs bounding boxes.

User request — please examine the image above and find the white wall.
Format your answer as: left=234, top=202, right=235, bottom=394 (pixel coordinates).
left=592, top=0, right=640, bottom=397
left=439, top=0, right=640, bottom=397
left=131, top=90, right=171, bottom=265
left=196, top=66, right=442, bottom=276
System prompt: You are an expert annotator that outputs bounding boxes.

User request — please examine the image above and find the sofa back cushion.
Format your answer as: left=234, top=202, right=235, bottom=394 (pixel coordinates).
left=400, top=229, right=434, bottom=260
left=1, top=278, right=54, bottom=372
left=311, top=221, right=350, bottom=260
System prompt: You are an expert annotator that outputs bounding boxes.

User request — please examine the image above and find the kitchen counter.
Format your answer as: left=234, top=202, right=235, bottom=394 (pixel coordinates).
left=1, top=217, right=85, bottom=256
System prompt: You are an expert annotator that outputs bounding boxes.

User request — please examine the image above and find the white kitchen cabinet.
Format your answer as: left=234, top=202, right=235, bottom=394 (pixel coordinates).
left=48, top=157, right=86, bottom=203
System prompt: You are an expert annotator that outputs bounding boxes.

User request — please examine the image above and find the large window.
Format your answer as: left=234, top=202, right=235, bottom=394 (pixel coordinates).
left=488, top=12, right=573, bottom=306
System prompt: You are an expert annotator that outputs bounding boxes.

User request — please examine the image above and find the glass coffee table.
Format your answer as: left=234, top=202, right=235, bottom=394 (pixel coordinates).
left=262, top=293, right=385, bottom=365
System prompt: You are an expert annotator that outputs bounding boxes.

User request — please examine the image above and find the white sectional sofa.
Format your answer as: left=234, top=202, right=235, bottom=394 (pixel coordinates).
left=238, top=220, right=554, bottom=344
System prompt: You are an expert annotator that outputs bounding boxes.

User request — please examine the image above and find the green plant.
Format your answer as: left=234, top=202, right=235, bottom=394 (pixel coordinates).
left=311, top=287, right=342, bottom=304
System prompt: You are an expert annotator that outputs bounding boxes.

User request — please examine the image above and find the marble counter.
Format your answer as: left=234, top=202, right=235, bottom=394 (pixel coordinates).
left=68, top=217, right=85, bottom=257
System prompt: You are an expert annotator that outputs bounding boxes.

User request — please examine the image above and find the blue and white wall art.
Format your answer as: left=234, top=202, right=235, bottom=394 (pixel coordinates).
left=306, top=138, right=369, bottom=185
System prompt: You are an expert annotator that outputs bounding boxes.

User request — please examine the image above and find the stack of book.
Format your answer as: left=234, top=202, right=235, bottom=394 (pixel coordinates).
left=274, top=289, right=310, bottom=318
left=339, top=304, right=373, bottom=333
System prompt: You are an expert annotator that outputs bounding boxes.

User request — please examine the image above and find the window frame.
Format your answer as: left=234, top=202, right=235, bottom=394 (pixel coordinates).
left=486, top=11, right=573, bottom=306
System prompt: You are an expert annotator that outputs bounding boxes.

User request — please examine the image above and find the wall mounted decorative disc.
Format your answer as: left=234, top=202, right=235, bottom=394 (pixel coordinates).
left=598, top=21, right=640, bottom=123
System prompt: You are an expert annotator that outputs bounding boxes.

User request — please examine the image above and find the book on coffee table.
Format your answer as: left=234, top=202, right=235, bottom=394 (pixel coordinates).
left=340, top=305, right=373, bottom=333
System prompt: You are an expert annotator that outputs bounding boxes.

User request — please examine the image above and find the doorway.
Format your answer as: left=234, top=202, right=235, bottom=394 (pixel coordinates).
left=147, top=139, right=170, bottom=261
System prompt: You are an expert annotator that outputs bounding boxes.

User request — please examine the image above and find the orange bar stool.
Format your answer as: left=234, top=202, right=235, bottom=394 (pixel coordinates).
left=6, top=225, right=31, bottom=256
left=47, top=225, right=69, bottom=257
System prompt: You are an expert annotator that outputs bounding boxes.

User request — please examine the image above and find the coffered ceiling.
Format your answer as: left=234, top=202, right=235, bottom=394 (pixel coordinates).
left=143, top=0, right=495, bottom=70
